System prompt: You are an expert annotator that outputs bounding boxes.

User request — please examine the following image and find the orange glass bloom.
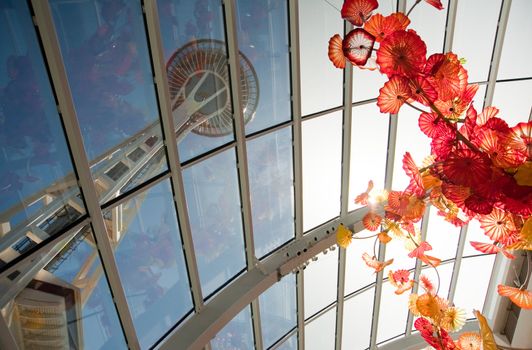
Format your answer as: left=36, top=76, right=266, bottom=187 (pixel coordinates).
left=419, top=254, right=441, bottom=267
left=328, top=34, right=346, bottom=68
left=385, top=191, right=426, bottom=222
left=425, top=53, right=462, bottom=101
left=498, top=285, right=532, bottom=309
left=479, top=207, right=516, bottom=242
left=363, top=212, right=382, bottom=231
left=469, top=241, right=515, bottom=259
left=355, top=180, right=374, bottom=205
left=343, top=28, right=375, bottom=66
left=416, top=293, right=439, bottom=318
left=505, top=121, right=531, bottom=159
left=457, top=332, right=482, bottom=350
left=362, top=252, right=393, bottom=272
left=409, top=76, right=438, bottom=106
left=389, top=269, right=414, bottom=294
left=419, top=275, right=435, bottom=294
left=425, top=0, right=444, bottom=10
left=377, top=75, right=411, bottom=114
left=408, top=241, right=432, bottom=258
left=403, top=152, right=425, bottom=196
left=378, top=231, right=392, bottom=243
left=341, top=0, right=379, bottom=27
left=363, top=12, right=410, bottom=42
left=377, top=29, right=427, bottom=77
left=441, top=149, right=492, bottom=188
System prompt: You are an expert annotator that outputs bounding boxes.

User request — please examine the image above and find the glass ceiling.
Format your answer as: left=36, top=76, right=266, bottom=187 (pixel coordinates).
left=0, top=0, right=530, bottom=349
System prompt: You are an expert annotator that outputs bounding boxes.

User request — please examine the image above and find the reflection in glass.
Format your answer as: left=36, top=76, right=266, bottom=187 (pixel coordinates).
left=304, top=250, right=338, bottom=319
left=50, top=0, right=167, bottom=203
left=377, top=280, right=409, bottom=344
left=342, top=287, right=374, bottom=350
left=260, top=274, right=297, bottom=349
left=248, top=127, right=294, bottom=258
left=104, top=180, right=193, bottom=349
left=302, top=112, right=342, bottom=231
left=453, top=255, right=495, bottom=319
left=305, top=307, right=336, bottom=350
left=211, top=306, right=254, bottom=350
left=1, top=226, right=127, bottom=349
left=0, top=1, right=85, bottom=267
left=183, top=149, right=246, bottom=297
left=349, top=103, right=389, bottom=211
left=236, top=0, right=291, bottom=134
left=157, top=0, right=236, bottom=162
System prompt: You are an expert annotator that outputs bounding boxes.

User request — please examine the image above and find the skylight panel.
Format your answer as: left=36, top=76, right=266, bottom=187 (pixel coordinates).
left=305, top=306, right=337, bottom=350
left=491, top=80, right=532, bottom=123
left=405, top=0, right=448, bottom=54
left=342, top=287, right=375, bottom=349
left=344, top=231, right=378, bottom=295
left=377, top=280, right=410, bottom=343
left=304, top=249, right=339, bottom=318
left=211, top=306, right=254, bottom=350
left=424, top=207, right=460, bottom=263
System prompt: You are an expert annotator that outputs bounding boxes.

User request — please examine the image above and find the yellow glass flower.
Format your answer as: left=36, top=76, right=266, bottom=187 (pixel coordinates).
left=408, top=294, right=420, bottom=316
left=441, top=306, right=466, bottom=332
left=336, top=224, right=353, bottom=249
left=514, top=161, right=532, bottom=186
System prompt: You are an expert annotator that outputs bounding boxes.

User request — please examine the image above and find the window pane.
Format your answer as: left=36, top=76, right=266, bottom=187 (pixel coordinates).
left=342, top=287, right=375, bottom=350
left=377, top=280, right=409, bottom=343
left=50, top=0, right=167, bottom=203
left=236, top=0, right=291, bottom=134
left=453, top=255, right=495, bottom=318
left=491, top=80, right=532, bottom=126
left=1, top=227, right=127, bottom=350
left=276, top=333, right=297, bottom=350
left=497, top=0, right=532, bottom=79
left=462, top=220, right=488, bottom=257
left=302, top=112, right=342, bottom=231
left=260, top=274, right=297, bottom=349
left=248, top=127, right=294, bottom=258
left=304, top=250, right=338, bottom=319
left=183, top=149, right=246, bottom=297
left=305, top=307, right=336, bottom=350
left=406, top=0, right=448, bottom=54
left=349, top=103, right=389, bottom=211
left=424, top=207, right=460, bottom=263
left=103, top=179, right=193, bottom=349
left=157, top=0, right=235, bottom=162
left=211, top=306, right=254, bottom=350
left=299, top=0, right=343, bottom=115
left=452, top=0, right=501, bottom=83
left=344, top=232, right=377, bottom=295
left=0, top=0, right=85, bottom=266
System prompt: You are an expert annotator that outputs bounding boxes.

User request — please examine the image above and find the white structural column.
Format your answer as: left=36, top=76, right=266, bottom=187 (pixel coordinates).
left=484, top=0, right=512, bottom=107
left=223, top=0, right=263, bottom=348
left=31, top=1, right=140, bottom=348
left=447, top=223, right=469, bottom=303
left=142, top=0, right=204, bottom=311
left=335, top=17, right=354, bottom=350
left=288, top=1, right=305, bottom=349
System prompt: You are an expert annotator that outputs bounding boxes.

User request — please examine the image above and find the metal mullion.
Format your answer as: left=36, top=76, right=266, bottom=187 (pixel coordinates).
left=31, top=1, right=140, bottom=348
left=484, top=0, right=512, bottom=108
left=442, top=0, right=458, bottom=52
left=336, top=16, right=354, bottom=350
left=223, top=0, right=256, bottom=270
left=405, top=206, right=431, bottom=335
left=251, top=300, right=264, bottom=350
left=142, top=0, right=204, bottom=310
left=447, top=223, right=469, bottom=303
left=288, top=1, right=304, bottom=348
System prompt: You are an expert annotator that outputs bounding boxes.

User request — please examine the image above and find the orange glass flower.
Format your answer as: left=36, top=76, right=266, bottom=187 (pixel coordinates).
left=364, top=12, right=410, bottom=42
left=363, top=212, right=382, bottom=231
left=498, top=285, right=532, bottom=309
left=377, top=75, right=411, bottom=113
left=457, top=332, right=482, bottom=350
left=402, top=152, right=425, bottom=196
left=362, top=252, right=393, bottom=272
left=343, top=28, right=375, bottom=66
left=328, top=34, right=346, bottom=68
left=479, top=207, right=516, bottom=242
left=355, top=180, right=374, bottom=205
left=409, top=76, right=438, bottom=106
left=424, top=53, right=462, bottom=101
left=385, top=190, right=426, bottom=221
left=424, top=0, right=444, bottom=10
left=376, top=29, right=426, bottom=77
left=341, top=0, right=379, bottom=27
left=389, top=269, right=414, bottom=294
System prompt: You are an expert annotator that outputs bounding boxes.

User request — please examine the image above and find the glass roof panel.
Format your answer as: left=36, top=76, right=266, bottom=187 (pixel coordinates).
left=299, top=0, right=343, bottom=116
left=344, top=231, right=378, bottom=295
left=424, top=207, right=460, bottom=263
left=376, top=280, right=409, bottom=344
left=302, top=112, right=342, bottom=231
left=211, top=305, right=254, bottom=350
left=420, top=261, right=453, bottom=302
left=453, top=255, right=496, bottom=319
left=50, top=0, right=167, bottom=203
left=304, top=250, right=338, bottom=319
left=384, top=221, right=420, bottom=270
left=183, top=148, right=246, bottom=297
left=405, top=0, right=448, bottom=54
left=2, top=226, right=127, bottom=350
left=497, top=0, right=532, bottom=80
left=0, top=0, right=85, bottom=266
left=275, top=332, right=297, bottom=350
left=348, top=103, right=390, bottom=212
left=305, top=306, right=337, bottom=350
left=472, top=84, right=487, bottom=111
left=342, top=287, right=375, bottom=350
left=462, top=220, right=488, bottom=257
left=104, top=179, right=193, bottom=349
left=157, top=0, right=235, bottom=163
left=491, top=80, right=532, bottom=124
left=235, top=0, right=291, bottom=134
left=259, top=274, right=297, bottom=349
left=247, top=127, right=294, bottom=259
left=452, top=0, right=501, bottom=83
